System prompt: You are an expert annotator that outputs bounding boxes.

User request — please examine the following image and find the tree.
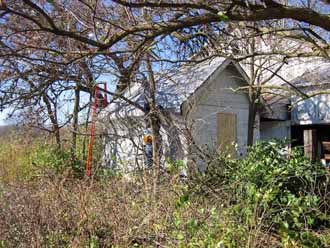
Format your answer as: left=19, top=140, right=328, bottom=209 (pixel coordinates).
left=1, top=0, right=330, bottom=167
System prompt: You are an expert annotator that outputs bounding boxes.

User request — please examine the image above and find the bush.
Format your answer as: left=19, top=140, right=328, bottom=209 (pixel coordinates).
left=1, top=137, right=330, bottom=247
left=31, top=143, right=86, bottom=177
left=202, top=140, right=330, bottom=247
left=0, top=131, right=90, bottom=182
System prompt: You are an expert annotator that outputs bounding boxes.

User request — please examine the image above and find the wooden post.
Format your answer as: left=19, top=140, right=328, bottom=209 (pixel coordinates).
left=304, top=129, right=317, bottom=161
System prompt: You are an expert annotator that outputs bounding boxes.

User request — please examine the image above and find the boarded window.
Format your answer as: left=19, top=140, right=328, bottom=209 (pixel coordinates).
left=217, top=113, right=237, bottom=157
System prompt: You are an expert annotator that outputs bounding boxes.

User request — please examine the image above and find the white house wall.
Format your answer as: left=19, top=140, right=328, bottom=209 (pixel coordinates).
left=184, top=65, right=260, bottom=157
left=101, top=113, right=187, bottom=170
left=100, top=118, right=145, bottom=171
left=260, top=121, right=291, bottom=140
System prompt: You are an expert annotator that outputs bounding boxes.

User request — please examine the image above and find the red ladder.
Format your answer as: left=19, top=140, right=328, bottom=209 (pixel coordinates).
left=85, top=83, right=108, bottom=177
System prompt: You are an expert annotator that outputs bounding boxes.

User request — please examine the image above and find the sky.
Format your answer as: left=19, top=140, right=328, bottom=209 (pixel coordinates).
left=0, top=73, right=117, bottom=127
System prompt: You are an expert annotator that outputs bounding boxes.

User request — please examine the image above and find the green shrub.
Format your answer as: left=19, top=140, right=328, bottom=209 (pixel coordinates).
left=203, top=141, right=329, bottom=247
left=25, top=142, right=85, bottom=177
left=235, top=142, right=325, bottom=223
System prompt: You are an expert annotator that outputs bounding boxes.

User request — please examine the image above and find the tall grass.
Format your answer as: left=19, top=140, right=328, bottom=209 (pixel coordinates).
left=0, top=131, right=40, bottom=182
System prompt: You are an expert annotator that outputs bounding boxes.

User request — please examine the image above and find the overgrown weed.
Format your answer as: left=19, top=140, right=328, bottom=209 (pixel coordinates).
left=1, top=135, right=330, bottom=247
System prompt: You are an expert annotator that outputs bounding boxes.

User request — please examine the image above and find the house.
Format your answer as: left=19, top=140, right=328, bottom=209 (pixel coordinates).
left=99, top=56, right=330, bottom=171
left=260, top=59, right=330, bottom=163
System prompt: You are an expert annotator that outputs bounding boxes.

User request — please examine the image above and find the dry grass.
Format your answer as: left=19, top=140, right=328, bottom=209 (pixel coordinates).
left=0, top=171, right=226, bottom=247
left=0, top=132, right=224, bottom=246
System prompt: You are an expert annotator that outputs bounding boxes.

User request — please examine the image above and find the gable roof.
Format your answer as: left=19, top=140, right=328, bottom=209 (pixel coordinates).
left=106, top=57, right=249, bottom=115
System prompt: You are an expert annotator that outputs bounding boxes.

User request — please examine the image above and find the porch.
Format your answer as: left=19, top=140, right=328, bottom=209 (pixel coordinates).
left=291, top=124, right=330, bottom=162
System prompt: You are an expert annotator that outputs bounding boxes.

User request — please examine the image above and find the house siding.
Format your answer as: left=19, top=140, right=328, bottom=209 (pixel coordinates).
left=184, top=65, right=259, bottom=157
left=260, top=121, right=291, bottom=140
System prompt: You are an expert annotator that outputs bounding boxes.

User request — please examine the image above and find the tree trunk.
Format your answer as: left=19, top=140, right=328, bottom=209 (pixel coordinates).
left=71, top=87, right=80, bottom=160
left=42, top=93, right=61, bottom=147
left=82, top=94, right=92, bottom=161
left=146, top=58, right=161, bottom=198
left=247, top=101, right=256, bottom=147
left=247, top=35, right=256, bottom=148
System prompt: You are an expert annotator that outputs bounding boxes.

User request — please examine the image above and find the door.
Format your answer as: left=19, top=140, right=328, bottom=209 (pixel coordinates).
left=217, top=112, right=237, bottom=157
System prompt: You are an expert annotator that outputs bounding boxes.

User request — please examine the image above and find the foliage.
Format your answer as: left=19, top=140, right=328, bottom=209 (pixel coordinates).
left=1, top=137, right=330, bottom=247
left=232, top=141, right=326, bottom=228
left=0, top=131, right=100, bottom=181
left=202, top=140, right=330, bottom=247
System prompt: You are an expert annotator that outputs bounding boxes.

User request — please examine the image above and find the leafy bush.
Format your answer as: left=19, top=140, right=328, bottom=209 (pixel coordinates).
left=35, top=143, right=87, bottom=176
left=202, top=140, right=330, bottom=247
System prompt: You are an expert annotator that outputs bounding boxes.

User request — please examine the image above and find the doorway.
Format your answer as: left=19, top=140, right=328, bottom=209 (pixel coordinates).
left=291, top=124, right=330, bottom=161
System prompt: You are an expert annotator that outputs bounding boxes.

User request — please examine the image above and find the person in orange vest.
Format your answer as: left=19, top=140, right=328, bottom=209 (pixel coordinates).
left=143, top=101, right=163, bottom=168
left=143, top=122, right=153, bottom=168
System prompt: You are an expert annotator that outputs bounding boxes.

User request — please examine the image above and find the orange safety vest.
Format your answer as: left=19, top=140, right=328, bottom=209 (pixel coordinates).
left=143, top=134, right=153, bottom=144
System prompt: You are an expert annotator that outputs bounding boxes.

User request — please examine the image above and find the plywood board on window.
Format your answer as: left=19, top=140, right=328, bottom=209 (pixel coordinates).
left=217, top=113, right=237, bottom=157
